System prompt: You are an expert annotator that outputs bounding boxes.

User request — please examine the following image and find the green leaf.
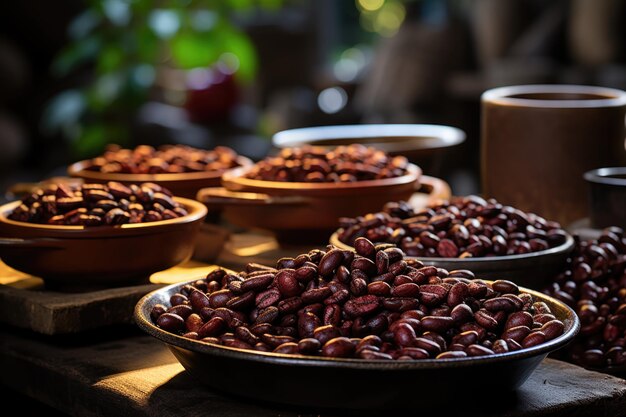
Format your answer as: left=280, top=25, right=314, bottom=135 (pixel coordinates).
left=169, top=31, right=221, bottom=69
left=219, top=28, right=257, bottom=82
left=52, top=36, right=102, bottom=76
left=97, top=45, right=124, bottom=73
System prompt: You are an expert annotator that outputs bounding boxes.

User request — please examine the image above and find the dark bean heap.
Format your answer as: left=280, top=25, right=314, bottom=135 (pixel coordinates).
left=244, top=144, right=409, bottom=183
left=151, top=238, right=565, bottom=360
left=545, top=227, right=626, bottom=369
left=8, top=182, right=188, bottom=226
left=83, top=144, right=240, bottom=174
left=338, top=196, right=569, bottom=258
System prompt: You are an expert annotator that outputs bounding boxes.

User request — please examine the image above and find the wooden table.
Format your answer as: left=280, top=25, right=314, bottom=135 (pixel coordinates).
left=1, top=325, right=626, bottom=417
left=2, top=231, right=626, bottom=416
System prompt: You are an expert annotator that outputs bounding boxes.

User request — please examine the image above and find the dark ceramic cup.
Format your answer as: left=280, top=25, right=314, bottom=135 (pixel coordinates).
left=482, top=85, right=626, bottom=225
left=584, top=167, right=626, bottom=229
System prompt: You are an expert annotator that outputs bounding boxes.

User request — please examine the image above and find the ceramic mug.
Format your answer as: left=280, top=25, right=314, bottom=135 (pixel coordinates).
left=481, top=84, right=626, bottom=225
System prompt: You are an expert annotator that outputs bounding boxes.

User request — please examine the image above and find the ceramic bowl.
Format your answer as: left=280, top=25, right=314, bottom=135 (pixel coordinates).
left=0, top=197, right=207, bottom=287
left=135, top=279, right=579, bottom=410
left=67, top=156, right=253, bottom=199
left=197, top=164, right=423, bottom=244
left=272, top=124, right=465, bottom=175
left=330, top=231, right=575, bottom=289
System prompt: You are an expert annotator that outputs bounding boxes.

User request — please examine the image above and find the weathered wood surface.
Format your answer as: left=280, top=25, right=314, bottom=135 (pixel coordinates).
left=0, top=261, right=220, bottom=334
left=1, top=327, right=625, bottom=417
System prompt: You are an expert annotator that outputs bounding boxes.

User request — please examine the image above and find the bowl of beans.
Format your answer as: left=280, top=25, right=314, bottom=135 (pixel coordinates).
left=135, top=238, right=579, bottom=409
left=67, top=144, right=252, bottom=199
left=197, top=144, right=423, bottom=243
left=545, top=227, right=626, bottom=374
left=0, top=181, right=207, bottom=286
left=330, top=196, right=575, bottom=289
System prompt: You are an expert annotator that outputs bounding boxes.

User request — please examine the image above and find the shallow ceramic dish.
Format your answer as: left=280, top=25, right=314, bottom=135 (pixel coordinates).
left=198, top=164, right=425, bottom=244
left=135, top=280, right=579, bottom=410
left=67, top=156, right=253, bottom=199
left=0, top=197, right=207, bottom=286
left=330, top=231, right=575, bottom=289
left=272, top=124, right=465, bottom=174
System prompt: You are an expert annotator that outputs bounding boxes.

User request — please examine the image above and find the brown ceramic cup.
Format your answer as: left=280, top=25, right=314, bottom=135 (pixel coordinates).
left=481, top=85, right=626, bottom=225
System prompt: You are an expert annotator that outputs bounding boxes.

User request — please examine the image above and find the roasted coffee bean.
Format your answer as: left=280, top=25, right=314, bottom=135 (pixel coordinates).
left=246, top=145, right=408, bottom=183
left=157, top=313, right=185, bottom=332
left=10, top=181, right=186, bottom=225
left=298, top=338, right=322, bottom=354
left=314, top=325, right=342, bottom=345
left=322, top=337, right=356, bottom=358
left=337, top=196, right=567, bottom=260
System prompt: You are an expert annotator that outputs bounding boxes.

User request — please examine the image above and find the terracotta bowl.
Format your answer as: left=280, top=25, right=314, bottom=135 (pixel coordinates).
left=67, top=156, right=253, bottom=199
left=272, top=124, right=465, bottom=175
left=197, top=164, right=422, bottom=244
left=135, top=279, right=579, bottom=410
left=330, top=231, right=575, bottom=290
left=0, top=198, right=207, bottom=287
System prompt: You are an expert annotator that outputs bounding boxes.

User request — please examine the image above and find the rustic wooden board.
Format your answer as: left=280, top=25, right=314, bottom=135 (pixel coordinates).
left=0, top=261, right=220, bottom=335
left=1, top=327, right=625, bottom=417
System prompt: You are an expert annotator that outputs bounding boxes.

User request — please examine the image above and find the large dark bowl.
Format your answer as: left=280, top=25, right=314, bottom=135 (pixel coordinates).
left=67, top=156, right=253, bottom=199
left=0, top=197, right=207, bottom=287
left=197, top=164, right=424, bottom=244
left=330, top=231, right=574, bottom=290
left=135, top=280, right=579, bottom=410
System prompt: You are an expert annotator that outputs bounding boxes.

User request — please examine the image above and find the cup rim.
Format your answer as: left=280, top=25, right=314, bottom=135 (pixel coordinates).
left=482, top=84, right=626, bottom=108
left=584, top=167, right=626, bottom=186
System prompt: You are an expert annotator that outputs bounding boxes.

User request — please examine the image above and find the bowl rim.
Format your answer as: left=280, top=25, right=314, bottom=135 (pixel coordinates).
left=272, top=124, right=466, bottom=150
left=134, top=278, right=580, bottom=370
left=584, top=167, right=626, bottom=187
left=67, top=155, right=253, bottom=183
left=221, top=163, right=421, bottom=192
left=481, top=84, right=626, bottom=108
left=329, top=230, right=575, bottom=264
left=0, top=196, right=207, bottom=235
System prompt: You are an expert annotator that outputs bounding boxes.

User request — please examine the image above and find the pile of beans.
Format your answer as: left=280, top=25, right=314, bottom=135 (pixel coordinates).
left=545, top=227, right=626, bottom=369
left=9, top=182, right=188, bottom=226
left=244, top=144, right=409, bottom=183
left=151, top=238, right=565, bottom=360
left=338, top=196, right=569, bottom=258
left=82, top=144, right=240, bottom=174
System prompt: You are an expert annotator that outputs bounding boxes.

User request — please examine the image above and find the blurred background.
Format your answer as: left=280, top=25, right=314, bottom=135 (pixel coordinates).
left=1, top=0, right=626, bottom=195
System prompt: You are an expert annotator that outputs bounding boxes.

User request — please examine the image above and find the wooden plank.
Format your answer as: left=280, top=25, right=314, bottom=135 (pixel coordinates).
left=1, top=327, right=625, bottom=417
left=0, top=261, right=220, bottom=335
